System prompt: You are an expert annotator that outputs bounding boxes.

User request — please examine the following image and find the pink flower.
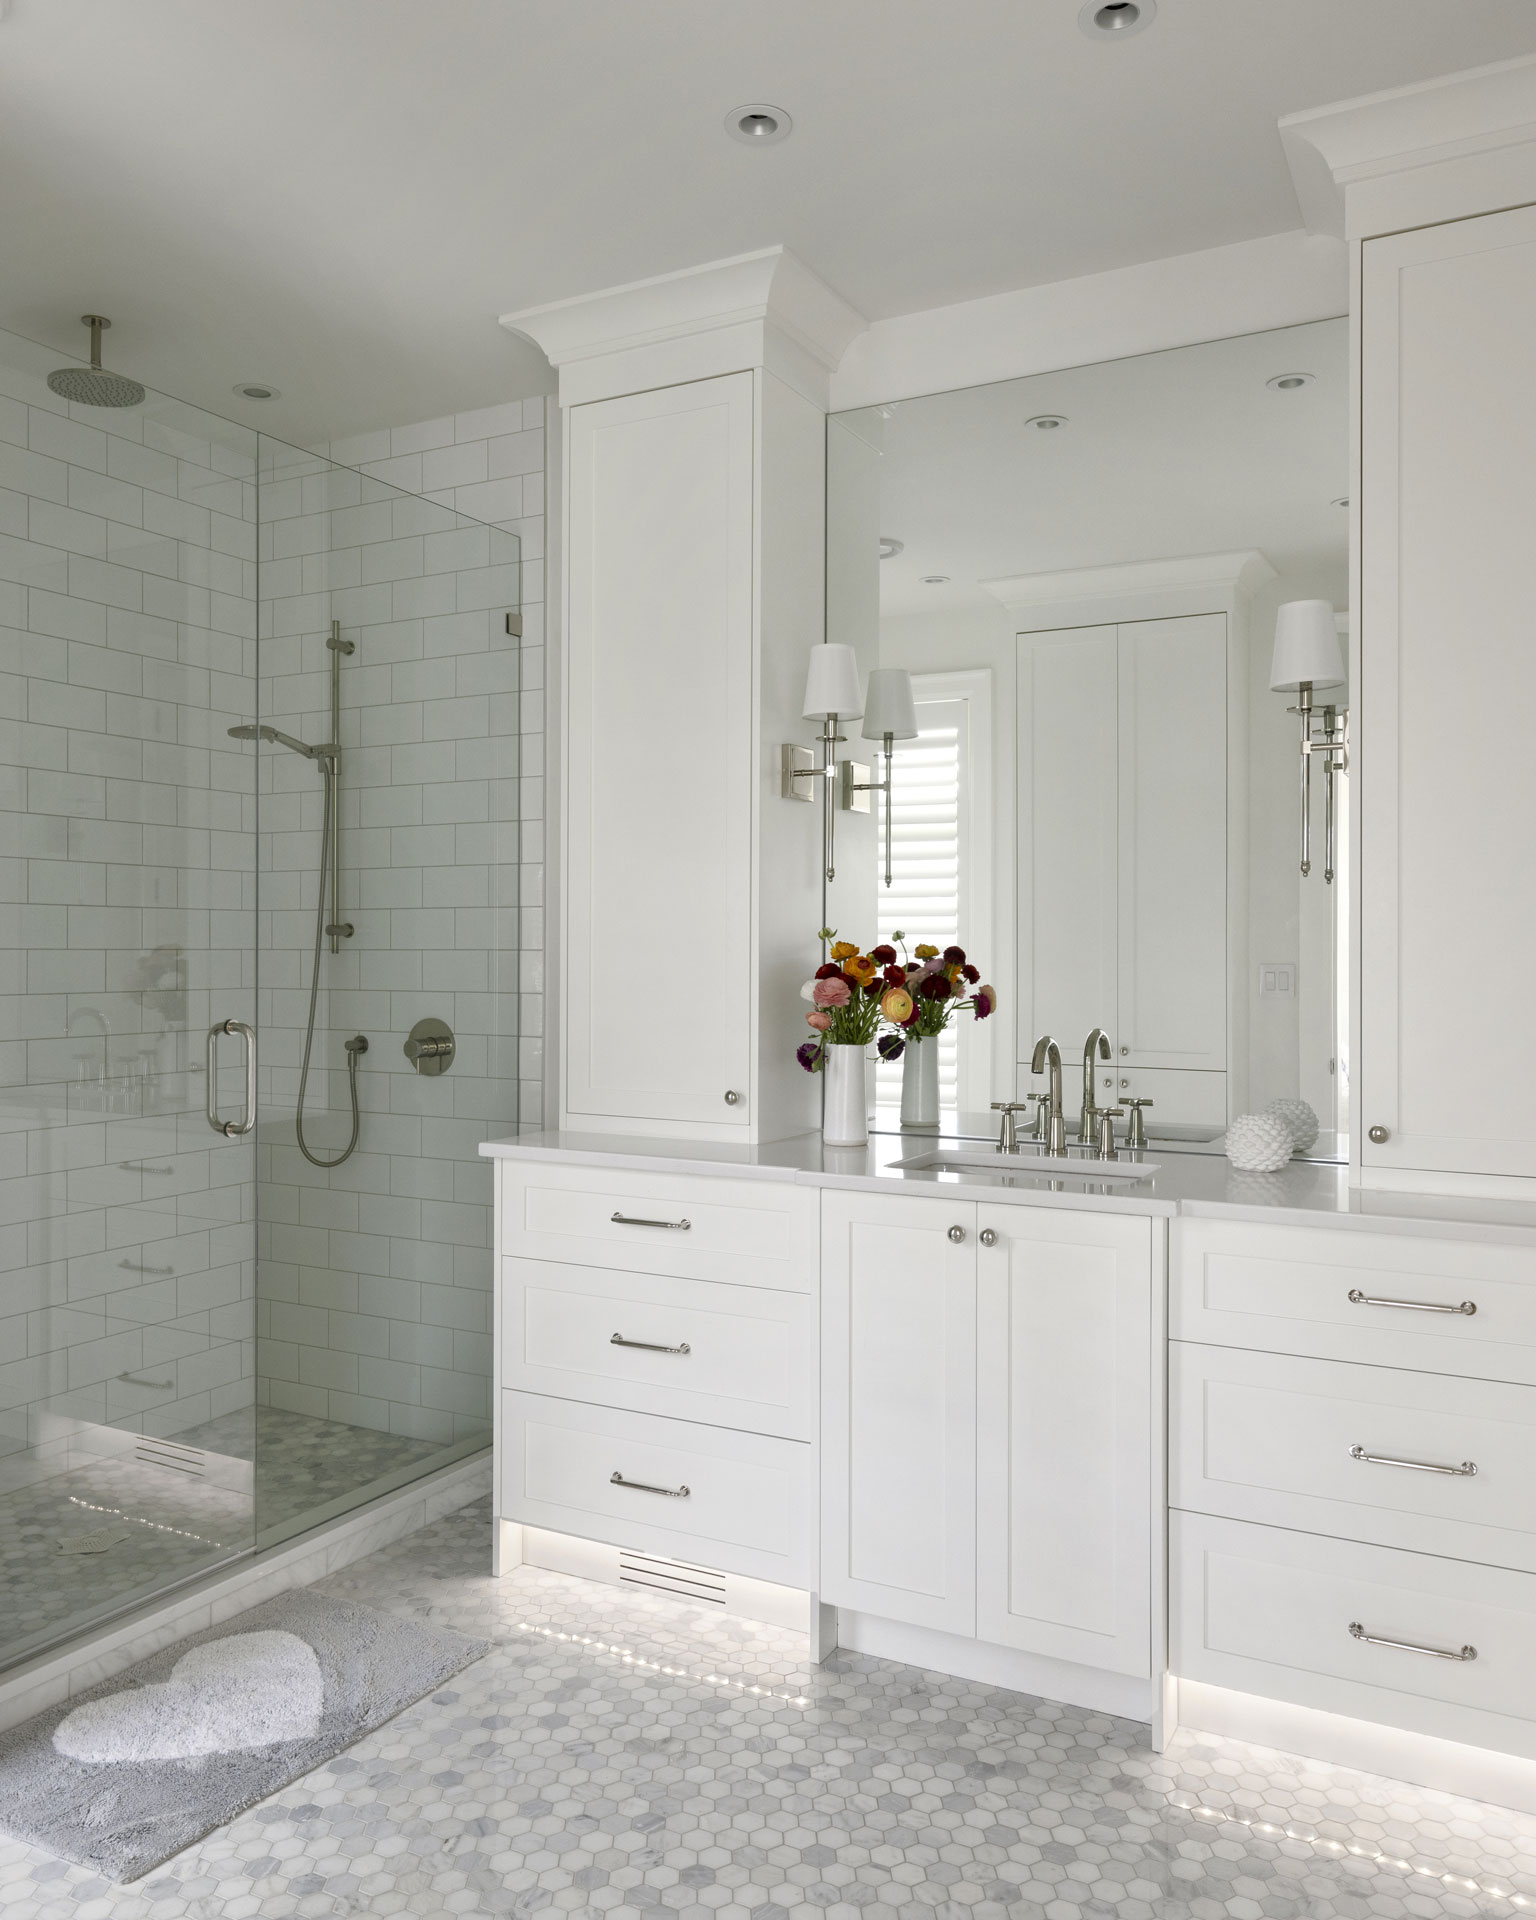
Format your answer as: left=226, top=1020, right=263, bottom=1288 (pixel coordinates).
left=806, top=1009, right=832, bottom=1031
left=812, top=976, right=851, bottom=1008
left=974, top=984, right=997, bottom=1019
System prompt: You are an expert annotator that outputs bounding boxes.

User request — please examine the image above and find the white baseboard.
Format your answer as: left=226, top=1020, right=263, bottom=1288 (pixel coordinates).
left=836, top=1610, right=1157, bottom=1723
left=0, top=1450, right=492, bottom=1737
left=1176, top=1677, right=1536, bottom=1817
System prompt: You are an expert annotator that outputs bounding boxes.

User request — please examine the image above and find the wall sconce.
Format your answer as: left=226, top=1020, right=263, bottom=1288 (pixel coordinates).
left=781, top=644, right=863, bottom=882
left=841, top=668, right=917, bottom=887
left=1270, top=599, right=1348, bottom=883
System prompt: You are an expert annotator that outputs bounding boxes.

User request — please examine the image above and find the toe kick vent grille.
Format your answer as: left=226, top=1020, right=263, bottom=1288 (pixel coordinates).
left=135, top=1435, right=207, bottom=1477
left=619, top=1549, right=726, bottom=1605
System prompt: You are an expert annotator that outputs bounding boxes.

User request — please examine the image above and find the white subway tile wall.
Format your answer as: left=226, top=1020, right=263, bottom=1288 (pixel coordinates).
left=0, top=328, right=261, bottom=1492
left=253, top=402, right=546, bottom=1447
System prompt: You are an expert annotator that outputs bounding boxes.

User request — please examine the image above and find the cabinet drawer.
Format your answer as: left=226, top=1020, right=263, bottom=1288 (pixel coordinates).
left=499, top=1161, right=815, bottom=1291
left=1172, top=1342, right=1536, bottom=1573
left=499, top=1390, right=812, bottom=1588
left=1172, top=1218, right=1536, bottom=1384
left=1172, top=1511, right=1536, bottom=1762
left=500, top=1258, right=813, bottom=1439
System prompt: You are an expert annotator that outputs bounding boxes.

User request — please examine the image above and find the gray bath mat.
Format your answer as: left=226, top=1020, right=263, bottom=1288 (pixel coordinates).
left=0, top=1587, right=488, bottom=1882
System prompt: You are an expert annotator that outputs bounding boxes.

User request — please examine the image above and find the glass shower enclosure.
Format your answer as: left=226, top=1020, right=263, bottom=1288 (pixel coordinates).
left=0, top=324, right=521, bottom=1670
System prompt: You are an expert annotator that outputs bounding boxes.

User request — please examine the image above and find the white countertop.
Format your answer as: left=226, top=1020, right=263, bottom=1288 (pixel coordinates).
left=480, top=1127, right=1536, bottom=1246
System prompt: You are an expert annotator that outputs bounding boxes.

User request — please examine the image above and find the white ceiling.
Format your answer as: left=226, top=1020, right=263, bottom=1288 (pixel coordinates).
left=1, top=2, right=1532, bottom=444
left=849, top=319, right=1348, bottom=614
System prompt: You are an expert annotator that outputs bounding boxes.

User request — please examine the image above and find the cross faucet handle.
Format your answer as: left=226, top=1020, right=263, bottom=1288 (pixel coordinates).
left=991, top=1100, right=1032, bottom=1152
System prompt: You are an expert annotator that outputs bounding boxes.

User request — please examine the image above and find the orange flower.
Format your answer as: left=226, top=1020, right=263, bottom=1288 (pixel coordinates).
left=844, top=954, right=878, bottom=986
left=830, top=940, right=858, bottom=961
left=881, top=986, right=914, bottom=1023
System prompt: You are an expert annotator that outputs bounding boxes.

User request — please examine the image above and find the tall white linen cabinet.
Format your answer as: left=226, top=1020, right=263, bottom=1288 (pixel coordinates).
left=505, top=249, right=867, bottom=1142
left=1285, top=61, right=1536, bottom=1196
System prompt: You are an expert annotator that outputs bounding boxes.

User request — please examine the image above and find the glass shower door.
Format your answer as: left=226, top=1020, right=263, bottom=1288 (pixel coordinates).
left=0, top=323, right=260, bottom=1669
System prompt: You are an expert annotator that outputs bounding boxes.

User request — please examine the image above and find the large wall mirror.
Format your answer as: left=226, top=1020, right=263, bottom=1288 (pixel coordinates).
left=827, top=318, right=1348, bottom=1159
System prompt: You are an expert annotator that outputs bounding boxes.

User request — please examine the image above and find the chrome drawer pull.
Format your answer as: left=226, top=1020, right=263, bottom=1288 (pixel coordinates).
left=611, top=1332, right=691, bottom=1356
left=1348, top=1288, right=1476, bottom=1317
left=611, top=1211, right=692, bottom=1231
left=610, top=1471, right=690, bottom=1498
left=1350, top=1444, right=1477, bottom=1477
left=1349, top=1621, right=1476, bottom=1662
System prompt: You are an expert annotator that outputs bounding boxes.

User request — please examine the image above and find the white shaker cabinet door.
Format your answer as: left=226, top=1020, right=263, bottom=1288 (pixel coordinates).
left=975, top=1204, right=1157, bottom=1677
left=1360, top=205, right=1536, bottom=1180
left=820, top=1191, right=978, bottom=1634
left=1117, top=615, right=1226, bottom=1071
left=564, top=373, right=754, bottom=1126
left=1018, top=627, right=1119, bottom=1055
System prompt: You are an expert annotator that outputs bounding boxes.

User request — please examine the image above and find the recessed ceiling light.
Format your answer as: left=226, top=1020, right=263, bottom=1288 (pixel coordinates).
left=879, top=537, right=904, bottom=560
left=1026, top=414, right=1068, bottom=430
left=920, top=575, right=951, bottom=585
left=1267, top=372, right=1314, bottom=392
left=725, top=103, right=792, bottom=145
left=1078, top=0, right=1155, bottom=39
left=234, top=382, right=279, bottom=400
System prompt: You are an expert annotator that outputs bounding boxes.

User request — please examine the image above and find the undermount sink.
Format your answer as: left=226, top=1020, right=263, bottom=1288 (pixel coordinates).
left=900, top=1149, right=1161, bottom=1185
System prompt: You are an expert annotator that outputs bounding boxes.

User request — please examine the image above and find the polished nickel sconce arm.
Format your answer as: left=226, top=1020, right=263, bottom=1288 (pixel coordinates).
left=780, top=715, right=848, bottom=882
left=1289, top=683, right=1350, bottom=882
left=840, top=732, right=897, bottom=886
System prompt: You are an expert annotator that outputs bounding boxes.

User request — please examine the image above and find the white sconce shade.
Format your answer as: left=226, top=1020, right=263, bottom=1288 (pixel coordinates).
left=802, top=643, right=863, bottom=720
left=861, top=667, right=918, bottom=742
left=1270, top=600, right=1346, bottom=691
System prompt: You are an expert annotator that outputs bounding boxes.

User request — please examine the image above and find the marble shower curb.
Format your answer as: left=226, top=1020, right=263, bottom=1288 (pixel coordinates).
left=0, top=1450, right=491, bottom=1737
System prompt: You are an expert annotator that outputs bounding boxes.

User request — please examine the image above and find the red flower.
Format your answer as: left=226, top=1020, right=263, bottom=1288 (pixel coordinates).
left=871, top=944, right=897, bottom=965
left=814, top=962, right=842, bottom=980
left=882, top=965, right=906, bottom=988
left=975, top=984, right=997, bottom=1019
left=919, top=974, right=952, bottom=1002
left=840, top=970, right=864, bottom=993
left=961, top=964, right=980, bottom=984
left=943, top=946, right=966, bottom=964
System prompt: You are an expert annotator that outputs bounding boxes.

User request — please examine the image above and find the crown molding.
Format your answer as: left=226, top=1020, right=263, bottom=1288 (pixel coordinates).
left=1281, top=54, right=1536, bottom=240
left=983, top=550, right=1277, bottom=627
left=500, top=247, right=866, bottom=410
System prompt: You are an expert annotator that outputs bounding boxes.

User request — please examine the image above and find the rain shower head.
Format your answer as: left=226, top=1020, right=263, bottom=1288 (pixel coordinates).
left=227, top=723, right=336, bottom=762
left=46, top=316, right=145, bottom=408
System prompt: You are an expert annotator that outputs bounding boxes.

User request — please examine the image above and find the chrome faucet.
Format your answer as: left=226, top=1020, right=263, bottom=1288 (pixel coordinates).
left=1079, top=1028, right=1112, bottom=1143
left=1030, top=1035, right=1066, bottom=1155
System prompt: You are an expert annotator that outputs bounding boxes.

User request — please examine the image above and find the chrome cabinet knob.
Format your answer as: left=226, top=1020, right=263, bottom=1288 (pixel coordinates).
left=979, top=1228, right=998, bottom=1248
left=1120, top=1046, right=1129, bottom=1056
left=723, top=1089, right=740, bottom=1105
left=947, top=1224, right=966, bottom=1244
left=1368, top=1124, right=1391, bottom=1144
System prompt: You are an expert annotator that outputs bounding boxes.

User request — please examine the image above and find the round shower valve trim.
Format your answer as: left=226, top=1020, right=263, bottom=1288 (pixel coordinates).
left=405, top=1018, right=456, bottom=1075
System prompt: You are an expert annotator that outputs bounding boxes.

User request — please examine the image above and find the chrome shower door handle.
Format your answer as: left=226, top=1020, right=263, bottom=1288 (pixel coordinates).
left=206, top=1019, right=256, bottom=1137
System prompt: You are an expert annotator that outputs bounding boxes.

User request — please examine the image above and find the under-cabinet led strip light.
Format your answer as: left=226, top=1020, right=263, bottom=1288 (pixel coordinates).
left=518, top=1622, right=810, bottom=1708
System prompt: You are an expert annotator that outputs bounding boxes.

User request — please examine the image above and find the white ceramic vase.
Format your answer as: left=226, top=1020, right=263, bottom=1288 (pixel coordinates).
left=900, top=1036, right=940, bottom=1129
left=822, top=1043, right=869, bottom=1148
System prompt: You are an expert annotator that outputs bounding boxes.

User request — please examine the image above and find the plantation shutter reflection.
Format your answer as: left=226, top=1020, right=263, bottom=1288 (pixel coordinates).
left=878, top=702, right=966, bottom=1109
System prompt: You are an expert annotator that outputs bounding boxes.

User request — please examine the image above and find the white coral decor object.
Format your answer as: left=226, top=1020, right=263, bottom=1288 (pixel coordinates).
left=1224, top=1111, right=1296, bottom=1172
left=1265, top=1097, right=1319, bottom=1153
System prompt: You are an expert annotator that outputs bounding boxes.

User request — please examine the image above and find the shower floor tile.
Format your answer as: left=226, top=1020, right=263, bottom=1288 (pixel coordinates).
left=0, top=1409, right=458, bottom=1671
left=3, top=1497, right=1534, bottom=1917
left=174, top=1405, right=448, bottom=1534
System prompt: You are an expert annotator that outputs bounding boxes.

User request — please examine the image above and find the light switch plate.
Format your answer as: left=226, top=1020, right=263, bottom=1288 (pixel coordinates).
left=1258, top=961, right=1296, bottom=999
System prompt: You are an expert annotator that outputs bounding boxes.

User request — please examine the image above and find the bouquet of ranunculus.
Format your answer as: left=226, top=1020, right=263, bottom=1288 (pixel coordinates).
left=871, top=931, right=997, bottom=1062
left=795, top=931, right=890, bottom=1074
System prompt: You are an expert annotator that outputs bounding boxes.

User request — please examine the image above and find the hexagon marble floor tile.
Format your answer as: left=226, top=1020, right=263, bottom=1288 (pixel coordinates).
left=2, top=1497, right=1535, bottom=1920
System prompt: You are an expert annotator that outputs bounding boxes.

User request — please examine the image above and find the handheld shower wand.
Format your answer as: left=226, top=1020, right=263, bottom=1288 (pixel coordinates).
left=226, top=621, right=362, bottom=1166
